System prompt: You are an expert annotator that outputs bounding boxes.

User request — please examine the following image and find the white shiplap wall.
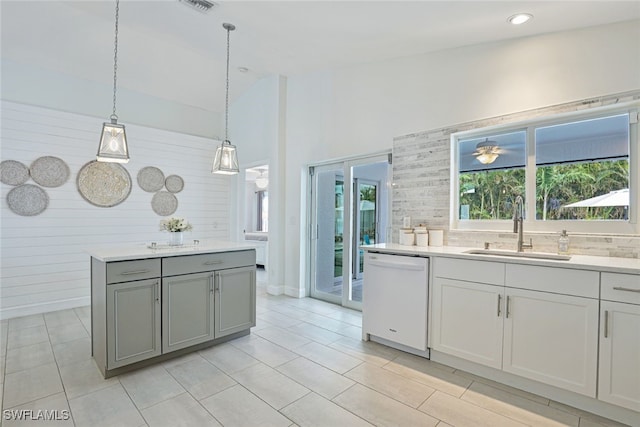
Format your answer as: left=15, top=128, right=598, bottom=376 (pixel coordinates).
left=0, top=101, right=231, bottom=319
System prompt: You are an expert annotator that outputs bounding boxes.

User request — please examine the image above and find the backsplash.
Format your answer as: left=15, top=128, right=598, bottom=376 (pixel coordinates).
left=392, top=90, right=640, bottom=258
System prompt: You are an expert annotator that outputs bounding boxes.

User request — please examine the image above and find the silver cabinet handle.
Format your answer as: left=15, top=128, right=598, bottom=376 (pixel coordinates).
left=613, top=286, right=640, bottom=293
left=214, top=273, right=220, bottom=292
left=506, top=296, right=511, bottom=319
left=121, top=269, right=150, bottom=276
left=209, top=274, right=214, bottom=294
left=204, top=260, right=224, bottom=266
left=154, top=281, right=160, bottom=304
left=604, top=310, right=609, bottom=338
left=497, top=294, right=502, bottom=317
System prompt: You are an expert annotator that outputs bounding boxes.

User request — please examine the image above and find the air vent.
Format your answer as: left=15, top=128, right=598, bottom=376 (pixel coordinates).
left=179, top=0, right=216, bottom=14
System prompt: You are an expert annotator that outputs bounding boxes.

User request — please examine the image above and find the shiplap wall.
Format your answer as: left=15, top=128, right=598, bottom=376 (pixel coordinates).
left=0, top=101, right=231, bottom=319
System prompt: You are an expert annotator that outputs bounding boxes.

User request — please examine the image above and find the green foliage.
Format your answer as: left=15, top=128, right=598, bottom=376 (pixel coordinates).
left=459, top=160, right=629, bottom=221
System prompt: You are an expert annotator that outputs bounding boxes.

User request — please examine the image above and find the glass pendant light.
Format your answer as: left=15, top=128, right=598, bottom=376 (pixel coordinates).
left=97, top=0, right=129, bottom=163
left=212, top=23, right=239, bottom=174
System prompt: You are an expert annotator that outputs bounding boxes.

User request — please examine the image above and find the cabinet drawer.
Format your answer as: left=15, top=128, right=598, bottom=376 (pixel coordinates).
left=505, top=264, right=598, bottom=298
left=106, top=259, right=161, bottom=284
left=434, top=257, right=504, bottom=286
left=163, top=250, right=255, bottom=276
left=601, top=272, right=640, bottom=304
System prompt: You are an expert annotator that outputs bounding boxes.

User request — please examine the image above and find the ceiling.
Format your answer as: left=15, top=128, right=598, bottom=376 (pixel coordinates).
left=2, top=1, right=639, bottom=115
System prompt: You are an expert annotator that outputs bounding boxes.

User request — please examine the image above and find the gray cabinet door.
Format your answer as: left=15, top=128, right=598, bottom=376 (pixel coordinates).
left=107, top=279, right=161, bottom=369
left=162, top=271, right=215, bottom=353
left=215, top=266, right=256, bottom=338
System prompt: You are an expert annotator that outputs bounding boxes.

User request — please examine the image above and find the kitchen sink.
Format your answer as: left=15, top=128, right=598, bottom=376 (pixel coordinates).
left=464, top=249, right=571, bottom=261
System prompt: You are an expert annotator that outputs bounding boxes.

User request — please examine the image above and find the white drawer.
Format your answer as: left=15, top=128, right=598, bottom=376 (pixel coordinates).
left=505, top=264, right=599, bottom=298
left=106, top=259, right=161, bottom=284
left=434, top=257, right=504, bottom=286
left=601, top=272, right=640, bottom=304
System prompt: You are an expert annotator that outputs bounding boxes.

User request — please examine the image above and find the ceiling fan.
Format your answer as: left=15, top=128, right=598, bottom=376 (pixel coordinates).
left=473, top=138, right=501, bottom=164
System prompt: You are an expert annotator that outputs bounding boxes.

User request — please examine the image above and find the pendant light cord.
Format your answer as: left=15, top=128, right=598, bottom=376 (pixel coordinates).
left=111, top=0, right=120, bottom=121
left=224, top=24, right=231, bottom=143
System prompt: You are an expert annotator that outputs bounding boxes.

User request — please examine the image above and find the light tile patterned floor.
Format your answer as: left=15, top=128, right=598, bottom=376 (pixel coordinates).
left=0, top=280, right=631, bottom=426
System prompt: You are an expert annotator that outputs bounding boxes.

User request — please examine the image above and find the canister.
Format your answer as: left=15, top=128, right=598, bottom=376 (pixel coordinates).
left=415, top=231, right=429, bottom=247
left=429, top=229, right=444, bottom=246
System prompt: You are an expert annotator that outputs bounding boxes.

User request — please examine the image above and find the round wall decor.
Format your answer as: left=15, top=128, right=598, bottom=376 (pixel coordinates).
left=7, top=184, right=49, bottom=216
left=77, top=161, right=132, bottom=207
left=137, top=166, right=165, bottom=192
left=151, top=191, right=178, bottom=216
left=0, top=160, right=30, bottom=186
left=165, top=175, right=184, bottom=193
left=30, top=156, right=70, bottom=187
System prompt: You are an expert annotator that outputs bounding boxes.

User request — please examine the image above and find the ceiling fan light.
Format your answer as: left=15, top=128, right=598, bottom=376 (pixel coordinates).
left=476, top=152, right=499, bottom=164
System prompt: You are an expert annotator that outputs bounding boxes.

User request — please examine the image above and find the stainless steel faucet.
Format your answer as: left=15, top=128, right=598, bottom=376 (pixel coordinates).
left=513, top=195, right=533, bottom=252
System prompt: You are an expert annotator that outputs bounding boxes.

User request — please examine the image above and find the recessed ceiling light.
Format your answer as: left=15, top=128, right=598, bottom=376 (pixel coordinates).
left=237, top=67, right=249, bottom=73
left=507, top=13, right=533, bottom=25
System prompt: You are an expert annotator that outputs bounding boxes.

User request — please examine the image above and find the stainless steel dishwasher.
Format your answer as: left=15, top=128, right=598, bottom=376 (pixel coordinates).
left=362, top=251, right=429, bottom=355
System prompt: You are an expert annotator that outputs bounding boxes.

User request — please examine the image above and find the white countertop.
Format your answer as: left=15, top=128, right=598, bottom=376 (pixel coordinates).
left=88, top=240, right=257, bottom=262
left=363, top=243, right=640, bottom=275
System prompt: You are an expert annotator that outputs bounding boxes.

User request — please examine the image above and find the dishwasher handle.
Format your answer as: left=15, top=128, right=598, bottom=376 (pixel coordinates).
left=367, top=257, right=426, bottom=271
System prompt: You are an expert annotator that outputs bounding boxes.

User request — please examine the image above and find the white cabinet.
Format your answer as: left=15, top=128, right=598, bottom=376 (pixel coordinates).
left=598, top=272, right=640, bottom=412
left=432, top=258, right=600, bottom=397
left=363, top=253, right=428, bottom=351
left=502, top=288, right=598, bottom=396
left=431, top=278, right=504, bottom=369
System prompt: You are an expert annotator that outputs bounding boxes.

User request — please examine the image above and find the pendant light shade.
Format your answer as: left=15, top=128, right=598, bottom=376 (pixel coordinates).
left=213, top=23, right=239, bottom=175
left=97, top=0, right=129, bottom=164
left=255, top=169, right=268, bottom=189
left=212, top=140, right=239, bottom=174
left=97, top=118, right=129, bottom=163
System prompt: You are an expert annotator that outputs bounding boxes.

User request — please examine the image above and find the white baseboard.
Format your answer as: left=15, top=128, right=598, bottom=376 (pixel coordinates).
left=267, top=284, right=285, bottom=295
left=285, top=285, right=306, bottom=298
left=0, top=297, right=90, bottom=320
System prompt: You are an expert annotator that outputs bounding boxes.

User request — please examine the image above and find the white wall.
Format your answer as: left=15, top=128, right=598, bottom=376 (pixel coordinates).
left=1, top=59, right=223, bottom=139
left=284, top=20, right=640, bottom=297
left=0, top=101, right=231, bottom=319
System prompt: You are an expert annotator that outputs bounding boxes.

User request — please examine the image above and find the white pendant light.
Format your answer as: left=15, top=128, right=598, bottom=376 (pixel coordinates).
left=213, top=23, right=239, bottom=175
left=255, top=169, right=269, bottom=189
left=97, top=0, right=129, bottom=163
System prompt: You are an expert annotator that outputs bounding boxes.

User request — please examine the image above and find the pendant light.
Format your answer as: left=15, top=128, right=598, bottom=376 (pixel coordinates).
left=212, top=23, right=239, bottom=174
left=255, top=169, right=268, bottom=189
left=97, top=0, right=129, bottom=163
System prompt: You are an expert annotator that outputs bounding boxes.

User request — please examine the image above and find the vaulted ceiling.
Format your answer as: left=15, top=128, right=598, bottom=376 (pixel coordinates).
left=2, top=1, right=639, bottom=114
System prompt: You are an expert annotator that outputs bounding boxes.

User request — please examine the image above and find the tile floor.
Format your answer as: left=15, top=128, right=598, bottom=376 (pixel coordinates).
left=0, top=278, right=631, bottom=426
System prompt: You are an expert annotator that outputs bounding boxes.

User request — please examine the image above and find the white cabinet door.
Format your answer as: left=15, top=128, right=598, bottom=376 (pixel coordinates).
left=431, top=278, right=504, bottom=369
left=502, top=288, right=598, bottom=397
left=162, top=272, right=215, bottom=353
left=598, top=301, right=640, bottom=411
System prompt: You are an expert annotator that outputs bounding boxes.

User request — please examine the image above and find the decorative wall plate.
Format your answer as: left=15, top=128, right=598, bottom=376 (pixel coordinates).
left=0, top=160, right=30, bottom=186
left=77, top=161, right=132, bottom=207
left=165, top=175, right=184, bottom=193
left=151, top=191, right=178, bottom=216
left=29, top=156, right=70, bottom=187
left=137, top=166, right=165, bottom=192
left=7, top=184, right=49, bottom=216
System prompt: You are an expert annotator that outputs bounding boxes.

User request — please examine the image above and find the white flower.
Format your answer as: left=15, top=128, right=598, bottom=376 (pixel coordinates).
left=160, top=217, right=192, bottom=232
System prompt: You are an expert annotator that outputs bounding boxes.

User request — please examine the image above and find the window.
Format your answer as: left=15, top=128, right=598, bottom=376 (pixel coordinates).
left=452, top=106, right=638, bottom=234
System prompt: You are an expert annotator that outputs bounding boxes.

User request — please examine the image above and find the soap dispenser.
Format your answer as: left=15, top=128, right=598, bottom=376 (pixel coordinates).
left=558, top=230, right=570, bottom=255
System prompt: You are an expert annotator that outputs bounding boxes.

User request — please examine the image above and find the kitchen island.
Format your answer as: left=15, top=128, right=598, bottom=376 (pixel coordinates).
left=88, top=242, right=256, bottom=378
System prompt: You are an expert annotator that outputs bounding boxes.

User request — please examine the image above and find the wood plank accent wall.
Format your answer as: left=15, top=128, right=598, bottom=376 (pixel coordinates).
left=0, top=101, right=231, bottom=319
left=392, top=91, right=640, bottom=258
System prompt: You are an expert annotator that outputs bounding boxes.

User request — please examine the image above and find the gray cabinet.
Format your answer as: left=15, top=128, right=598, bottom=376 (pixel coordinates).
left=107, top=278, right=161, bottom=369
left=162, top=272, right=215, bottom=353
left=215, top=266, right=256, bottom=338
left=92, top=249, right=256, bottom=378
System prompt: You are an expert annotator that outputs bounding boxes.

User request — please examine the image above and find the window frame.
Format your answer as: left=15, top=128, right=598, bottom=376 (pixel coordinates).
left=450, top=102, right=640, bottom=235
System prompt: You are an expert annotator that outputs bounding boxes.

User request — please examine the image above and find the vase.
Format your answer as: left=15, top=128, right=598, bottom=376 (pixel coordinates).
left=169, top=231, right=184, bottom=246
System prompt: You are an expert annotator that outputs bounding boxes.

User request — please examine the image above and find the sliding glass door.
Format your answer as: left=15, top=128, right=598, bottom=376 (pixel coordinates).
left=309, top=154, right=390, bottom=310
